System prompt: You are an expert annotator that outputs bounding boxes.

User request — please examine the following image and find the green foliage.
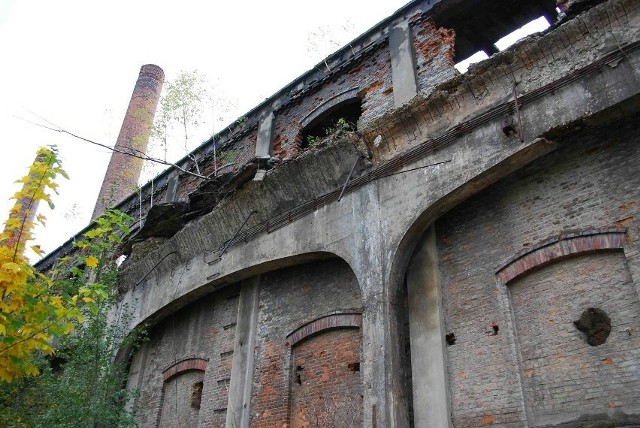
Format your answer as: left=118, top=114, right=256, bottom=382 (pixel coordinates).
left=304, top=117, right=354, bottom=149
left=305, top=135, right=318, bottom=147
left=217, top=149, right=239, bottom=165
left=153, top=70, right=212, bottom=150
left=335, top=117, right=353, bottom=131
left=0, top=300, right=144, bottom=427
left=0, top=148, right=142, bottom=425
left=0, top=146, right=81, bottom=381
left=235, top=116, right=248, bottom=127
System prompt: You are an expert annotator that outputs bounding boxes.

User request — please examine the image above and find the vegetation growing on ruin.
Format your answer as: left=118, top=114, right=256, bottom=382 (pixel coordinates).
left=0, top=147, right=142, bottom=425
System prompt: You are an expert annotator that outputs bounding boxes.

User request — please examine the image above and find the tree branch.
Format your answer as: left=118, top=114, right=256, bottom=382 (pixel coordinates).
left=16, top=115, right=211, bottom=181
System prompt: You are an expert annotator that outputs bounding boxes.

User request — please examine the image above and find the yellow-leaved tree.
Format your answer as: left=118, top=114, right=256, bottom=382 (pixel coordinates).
left=0, top=146, right=113, bottom=382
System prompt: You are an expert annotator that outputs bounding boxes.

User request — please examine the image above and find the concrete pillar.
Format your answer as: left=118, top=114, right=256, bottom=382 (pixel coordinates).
left=389, top=19, right=418, bottom=108
left=164, top=175, right=179, bottom=203
left=92, top=64, right=164, bottom=219
left=347, top=185, right=410, bottom=428
left=125, top=341, right=150, bottom=414
left=226, top=276, right=261, bottom=428
left=406, top=224, right=451, bottom=428
left=255, top=112, right=274, bottom=160
left=254, top=112, right=274, bottom=181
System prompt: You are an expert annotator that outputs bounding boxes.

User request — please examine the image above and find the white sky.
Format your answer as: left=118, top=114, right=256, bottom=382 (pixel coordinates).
left=0, top=0, right=409, bottom=258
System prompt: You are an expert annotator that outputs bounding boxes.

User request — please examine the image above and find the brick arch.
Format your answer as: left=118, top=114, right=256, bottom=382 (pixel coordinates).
left=287, top=313, right=364, bottom=428
left=496, top=228, right=627, bottom=284
left=286, top=312, right=362, bottom=346
left=162, top=357, right=209, bottom=382
left=300, top=88, right=360, bottom=128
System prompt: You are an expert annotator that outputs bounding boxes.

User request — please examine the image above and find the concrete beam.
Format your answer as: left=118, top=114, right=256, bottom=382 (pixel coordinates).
left=406, top=224, right=451, bottom=428
left=256, top=112, right=274, bottom=160
left=226, top=276, right=261, bottom=428
left=389, top=19, right=418, bottom=108
left=125, top=341, right=150, bottom=415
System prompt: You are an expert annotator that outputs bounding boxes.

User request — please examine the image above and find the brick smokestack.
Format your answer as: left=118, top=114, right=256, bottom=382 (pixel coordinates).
left=92, top=64, right=164, bottom=220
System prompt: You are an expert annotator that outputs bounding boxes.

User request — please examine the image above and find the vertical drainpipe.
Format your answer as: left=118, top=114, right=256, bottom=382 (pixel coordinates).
left=92, top=64, right=164, bottom=220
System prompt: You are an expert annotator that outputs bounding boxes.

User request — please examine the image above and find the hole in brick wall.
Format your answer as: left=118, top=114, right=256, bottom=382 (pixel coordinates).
left=300, top=98, right=362, bottom=150
left=486, top=323, right=499, bottom=336
left=454, top=51, right=490, bottom=74
left=494, top=16, right=550, bottom=51
left=295, top=365, right=304, bottom=385
left=191, top=381, right=203, bottom=409
left=347, top=362, right=360, bottom=373
left=452, top=14, right=552, bottom=73
left=574, top=307, right=611, bottom=346
left=445, top=332, right=456, bottom=345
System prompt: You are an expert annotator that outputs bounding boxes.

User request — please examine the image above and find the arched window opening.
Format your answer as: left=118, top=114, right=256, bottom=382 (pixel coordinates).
left=300, top=98, right=362, bottom=150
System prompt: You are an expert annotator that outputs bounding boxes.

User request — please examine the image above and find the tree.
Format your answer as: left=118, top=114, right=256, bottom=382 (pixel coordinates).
left=0, top=146, right=128, bottom=381
left=0, top=147, right=142, bottom=426
left=154, top=70, right=212, bottom=154
left=146, top=70, right=237, bottom=180
left=0, top=146, right=82, bottom=381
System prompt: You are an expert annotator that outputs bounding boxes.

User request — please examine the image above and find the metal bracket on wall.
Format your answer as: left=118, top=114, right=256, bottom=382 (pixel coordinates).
left=135, top=251, right=178, bottom=286
left=338, top=156, right=361, bottom=202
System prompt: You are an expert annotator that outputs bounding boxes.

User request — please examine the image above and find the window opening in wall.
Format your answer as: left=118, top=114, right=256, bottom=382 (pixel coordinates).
left=300, top=98, right=362, bottom=150
left=494, top=16, right=550, bottom=51
left=454, top=16, right=551, bottom=73
left=454, top=51, right=490, bottom=74
left=191, top=380, right=204, bottom=409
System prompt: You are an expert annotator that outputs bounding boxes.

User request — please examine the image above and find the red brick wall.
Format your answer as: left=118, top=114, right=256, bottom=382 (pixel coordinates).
left=434, top=115, right=640, bottom=426
left=93, top=64, right=164, bottom=219
left=250, top=259, right=362, bottom=428
left=510, top=251, right=640, bottom=426
left=132, top=288, right=240, bottom=427
left=158, top=369, right=205, bottom=427
left=290, top=328, right=363, bottom=428
left=272, top=44, right=394, bottom=160
left=411, top=17, right=456, bottom=95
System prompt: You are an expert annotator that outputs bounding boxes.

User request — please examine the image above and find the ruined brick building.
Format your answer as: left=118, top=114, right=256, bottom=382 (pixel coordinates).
left=38, top=0, right=640, bottom=426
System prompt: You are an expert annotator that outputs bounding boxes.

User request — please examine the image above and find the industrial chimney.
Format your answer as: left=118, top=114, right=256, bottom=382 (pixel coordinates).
left=92, top=64, right=164, bottom=220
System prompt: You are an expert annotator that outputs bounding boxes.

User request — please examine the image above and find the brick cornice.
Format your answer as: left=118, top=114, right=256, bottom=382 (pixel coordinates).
left=286, top=312, right=362, bottom=346
left=162, top=357, right=209, bottom=381
left=496, top=228, right=627, bottom=284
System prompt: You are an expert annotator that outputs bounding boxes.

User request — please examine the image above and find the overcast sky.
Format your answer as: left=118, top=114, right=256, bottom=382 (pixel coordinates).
left=0, top=0, right=411, bottom=258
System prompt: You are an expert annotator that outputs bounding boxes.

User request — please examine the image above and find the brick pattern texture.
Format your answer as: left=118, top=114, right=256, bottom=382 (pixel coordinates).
left=93, top=64, right=163, bottom=219
left=250, top=259, right=362, bottom=428
left=159, top=369, right=205, bottom=427
left=133, top=287, right=240, bottom=427
left=290, top=328, right=363, bottom=428
left=435, top=116, right=640, bottom=427
left=510, top=251, right=640, bottom=426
